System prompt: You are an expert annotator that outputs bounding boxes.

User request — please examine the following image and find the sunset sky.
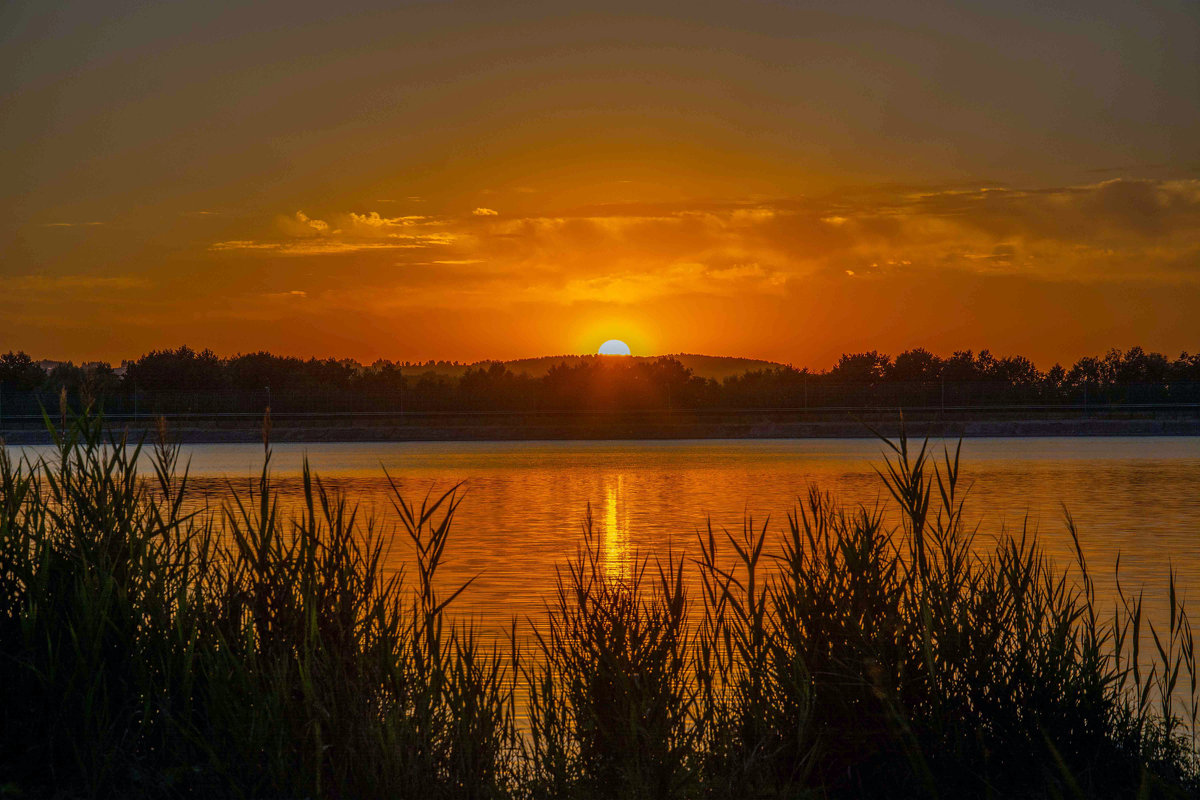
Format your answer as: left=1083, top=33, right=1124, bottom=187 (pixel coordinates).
left=2, top=1, right=1198, bottom=369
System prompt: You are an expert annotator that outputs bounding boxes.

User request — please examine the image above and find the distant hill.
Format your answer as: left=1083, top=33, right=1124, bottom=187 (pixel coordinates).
left=402, top=353, right=789, bottom=380
left=663, top=354, right=791, bottom=380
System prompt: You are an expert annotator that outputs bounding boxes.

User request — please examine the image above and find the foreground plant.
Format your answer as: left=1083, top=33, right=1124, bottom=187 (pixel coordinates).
left=0, top=412, right=1196, bottom=798
left=0, top=413, right=516, bottom=799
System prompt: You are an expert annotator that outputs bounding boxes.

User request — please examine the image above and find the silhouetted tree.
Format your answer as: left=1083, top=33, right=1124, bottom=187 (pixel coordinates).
left=828, top=351, right=891, bottom=383
left=889, top=349, right=943, bottom=382
left=126, top=346, right=226, bottom=393
left=3, top=344, right=1196, bottom=416
left=942, top=350, right=982, bottom=382
left=0, top=351, right=45, bottom=391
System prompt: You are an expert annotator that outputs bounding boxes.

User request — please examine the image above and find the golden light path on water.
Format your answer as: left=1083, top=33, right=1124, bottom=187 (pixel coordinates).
left=603, top=474, right=632, bottom=582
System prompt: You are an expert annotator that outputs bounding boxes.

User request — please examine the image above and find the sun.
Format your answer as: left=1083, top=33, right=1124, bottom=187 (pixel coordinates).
left=598, top=339, right=632, bottom=356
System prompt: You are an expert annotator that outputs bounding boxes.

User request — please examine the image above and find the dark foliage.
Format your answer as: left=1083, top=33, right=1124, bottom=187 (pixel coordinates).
left=3, top=345, right=1200, bottom=416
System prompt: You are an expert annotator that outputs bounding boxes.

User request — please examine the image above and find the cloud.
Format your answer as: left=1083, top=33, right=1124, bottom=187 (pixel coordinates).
left=349, top=211, right=433, bottom=228
left=814, top=179, right=1200, bottom=279
left=212, top=209, right=459, bottom=255
left=211, top=239, right=440, bottom=255
left=545, top=260, right=788, bottom=305
left=473, top=207, right=499, bottom=216
left=40, top=221, right=103, bottom=227
left=207, top=178, right=1200, bottom=314
left=211, top=240, right=279, bottom=251
left=295, top=211, right=328, bottom=232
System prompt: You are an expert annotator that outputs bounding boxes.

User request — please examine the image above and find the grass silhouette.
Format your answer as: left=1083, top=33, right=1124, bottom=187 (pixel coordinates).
left=0, top=412, right=1195, bottom=797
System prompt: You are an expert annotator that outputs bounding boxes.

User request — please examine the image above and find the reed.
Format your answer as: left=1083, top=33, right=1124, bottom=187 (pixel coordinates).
left=0, top=412, right=516, bottom=798
left=522, top=511, right=697, bottom=800
left=0, top=412, right=1196, bottom=798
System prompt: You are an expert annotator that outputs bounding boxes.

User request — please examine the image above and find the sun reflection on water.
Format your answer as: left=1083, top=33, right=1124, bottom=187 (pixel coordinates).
left=601, top=474, right=631, bottom=581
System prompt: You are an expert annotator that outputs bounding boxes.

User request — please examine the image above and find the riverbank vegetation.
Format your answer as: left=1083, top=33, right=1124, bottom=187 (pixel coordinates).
left=0, top=414, right=1197, bottom=798
left=3, top=344, right=1200, bottom=416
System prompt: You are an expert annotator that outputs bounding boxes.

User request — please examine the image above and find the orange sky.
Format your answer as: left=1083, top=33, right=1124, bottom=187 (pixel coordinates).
left=2, top=1, right=1198, bottom=369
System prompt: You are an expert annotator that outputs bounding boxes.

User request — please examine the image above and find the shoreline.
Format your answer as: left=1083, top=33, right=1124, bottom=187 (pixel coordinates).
left=3, top=411, right=1199, bottom=445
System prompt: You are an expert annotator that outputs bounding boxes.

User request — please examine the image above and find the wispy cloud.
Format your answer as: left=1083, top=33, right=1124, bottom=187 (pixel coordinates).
left=40, top=221, right=104, bottom=227
left=212, top=209, right=459, bottom=255
left=207, top=178, right=1200, bottom=315
left=544, top=260, right=788, bottom=305
left=293, top=210, right=329, bottom=233
left=349, top=211, right=433, bottom=228
left=211, top=239, right=444, bottom=255
left=210, top=240, right=279, bottom=251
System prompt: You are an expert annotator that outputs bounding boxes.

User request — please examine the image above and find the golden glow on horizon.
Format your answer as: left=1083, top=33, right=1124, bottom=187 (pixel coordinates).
left=575, top=318, right=653, bottom=359
left=3, top=3, right=1198, bottom=366
left=10, top=177, right=1200, bottom=368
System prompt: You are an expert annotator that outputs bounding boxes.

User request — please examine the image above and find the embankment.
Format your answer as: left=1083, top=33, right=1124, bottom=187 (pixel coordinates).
left=3, top=409, right=1199, bottom=444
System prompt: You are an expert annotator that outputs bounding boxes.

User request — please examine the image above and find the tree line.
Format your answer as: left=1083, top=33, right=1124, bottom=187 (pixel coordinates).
left=1, top=345, right=1199, bottom=416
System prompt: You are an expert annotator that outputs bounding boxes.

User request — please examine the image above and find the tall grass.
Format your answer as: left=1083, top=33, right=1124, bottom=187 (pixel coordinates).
left=0, top=412, right=1196, bottom=798
left=522, top=513, right=696, bottom=800
left=0, top=413, right=516, bottom=798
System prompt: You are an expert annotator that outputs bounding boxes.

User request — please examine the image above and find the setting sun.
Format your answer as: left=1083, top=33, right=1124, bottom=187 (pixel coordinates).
left=598, top=339, right=632, bottom=356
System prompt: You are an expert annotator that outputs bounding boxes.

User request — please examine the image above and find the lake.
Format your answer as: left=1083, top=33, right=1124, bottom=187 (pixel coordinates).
left=48, top=435, right=1192, bottom=636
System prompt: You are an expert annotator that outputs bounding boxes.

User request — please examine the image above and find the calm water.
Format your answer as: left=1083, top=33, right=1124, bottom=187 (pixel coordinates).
left=76, top=436, right=1199, bottom=634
